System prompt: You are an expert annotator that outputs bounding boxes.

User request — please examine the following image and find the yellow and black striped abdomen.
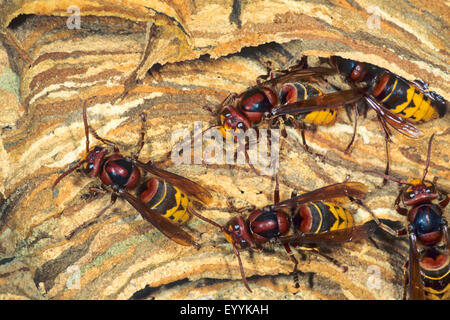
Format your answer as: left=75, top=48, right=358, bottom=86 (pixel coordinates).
left=293, top=201, right=354, bottom=234
left=422, top=273, right=450, bottom=300
left=373, top=74, right=442, bottom=123
left=420, top=250, right=450, bottom=300
left=139, top=178, right=192, bottom=224
left=280, top=83, right=337, bottom=126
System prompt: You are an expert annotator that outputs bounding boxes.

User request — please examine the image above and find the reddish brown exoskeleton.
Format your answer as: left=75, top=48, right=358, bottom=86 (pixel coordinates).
left=193, top=176, right=383, bottom=292
left=367, top=134, right=449, bottom=300
left=273, top=56, right=447, bottom=181
left=53, top=104, right=213, bottom=247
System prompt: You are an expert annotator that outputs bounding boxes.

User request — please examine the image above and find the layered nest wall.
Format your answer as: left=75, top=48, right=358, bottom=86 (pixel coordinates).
left=0, top=0, right=448, bottom=300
